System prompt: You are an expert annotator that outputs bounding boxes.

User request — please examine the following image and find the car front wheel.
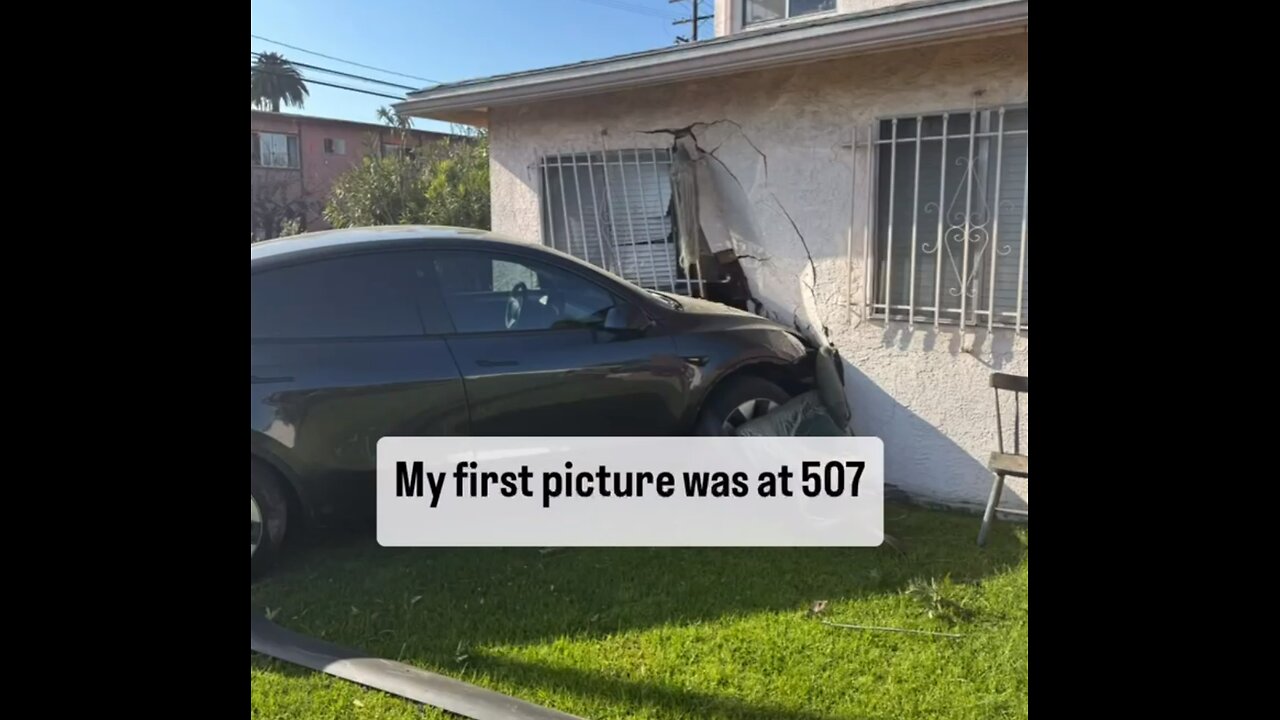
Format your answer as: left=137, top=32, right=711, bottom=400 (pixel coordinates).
left=251, top=460, right=289, bottom=579
left=695, top=375, right=792, bottom=436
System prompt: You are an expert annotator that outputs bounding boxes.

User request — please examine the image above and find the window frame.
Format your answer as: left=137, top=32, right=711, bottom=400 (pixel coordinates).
left=536, top=148, right=683, bottom=295
left=741, top=0, right=838, bottom=29
left=382, top=141, right=413, bottom=158
left=429, top=248, right=634, bottom=338
left=252, top=131, right=301, bottom=169
left=323, top=137, right=347, bottom=156
left=866, top=103, right=1029, bottom=333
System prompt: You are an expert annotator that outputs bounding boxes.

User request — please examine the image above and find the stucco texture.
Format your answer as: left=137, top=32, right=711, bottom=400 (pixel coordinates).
left=487, top=34, right=1028, bottom=511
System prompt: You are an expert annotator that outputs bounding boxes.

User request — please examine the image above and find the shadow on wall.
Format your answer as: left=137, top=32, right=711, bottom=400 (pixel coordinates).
left=841, top=354, right=1027, bottom=514
left=880, top=324, right=1020, bottom=372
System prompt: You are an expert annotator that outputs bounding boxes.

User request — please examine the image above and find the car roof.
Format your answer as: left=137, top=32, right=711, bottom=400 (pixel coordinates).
left=249, top=225, right=647, bottom=298
left=250, top=225, right=535, bottom=263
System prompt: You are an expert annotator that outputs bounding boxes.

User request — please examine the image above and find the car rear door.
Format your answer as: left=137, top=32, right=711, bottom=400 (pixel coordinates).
left=250, top=248, right=467, bottom=525
left=429, top=248, right=686, bottom=436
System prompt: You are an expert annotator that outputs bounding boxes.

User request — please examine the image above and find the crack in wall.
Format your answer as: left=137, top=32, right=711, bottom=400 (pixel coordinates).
left=640, top=119, right=827, bottom=340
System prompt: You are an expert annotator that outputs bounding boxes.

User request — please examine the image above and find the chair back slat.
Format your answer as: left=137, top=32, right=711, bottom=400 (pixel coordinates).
left=990, top=372, right=1027, bottom=457
left=994, top=387, right=1005, bottom=454
left=990, top=372, right=1028, bottom=393
left=1014, top=392, right=1021, bottom=455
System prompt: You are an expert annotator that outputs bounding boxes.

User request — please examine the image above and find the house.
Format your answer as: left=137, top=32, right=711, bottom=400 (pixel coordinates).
left=251, top=110, right=455, bottom=239
left=394, top=0, right=1029, bottom=512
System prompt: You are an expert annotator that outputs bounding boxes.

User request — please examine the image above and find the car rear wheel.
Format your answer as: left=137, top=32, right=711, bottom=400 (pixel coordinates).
left=251, top=460, right=289, bottom=580
left=695, top=375, right=792, bottom=436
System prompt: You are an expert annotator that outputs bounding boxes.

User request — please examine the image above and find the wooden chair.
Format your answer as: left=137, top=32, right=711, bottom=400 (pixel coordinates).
left=978, top=372, right=1028, bottom=546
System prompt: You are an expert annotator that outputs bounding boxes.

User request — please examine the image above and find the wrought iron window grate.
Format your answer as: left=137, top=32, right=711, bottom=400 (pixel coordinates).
left=538, top=149, right=689, bottom=294
left=869, top=105, right=1029, bottom=332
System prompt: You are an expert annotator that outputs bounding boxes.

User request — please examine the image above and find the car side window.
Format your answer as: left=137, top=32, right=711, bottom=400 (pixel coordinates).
left=493, top=259, right=539, bottom=292
left=432, top=251, right=616, bottom=334
left=252, top=251, right=451, bottom=339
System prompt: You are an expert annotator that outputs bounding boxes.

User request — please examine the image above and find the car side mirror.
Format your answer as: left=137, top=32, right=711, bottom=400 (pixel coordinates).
left=603, top=303, right=651, bottom=334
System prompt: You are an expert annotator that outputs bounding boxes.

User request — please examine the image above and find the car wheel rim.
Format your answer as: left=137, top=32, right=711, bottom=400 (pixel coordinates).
left=721, top=398, right=779, bottom=434
left=251, top=494, right=264, bottom=559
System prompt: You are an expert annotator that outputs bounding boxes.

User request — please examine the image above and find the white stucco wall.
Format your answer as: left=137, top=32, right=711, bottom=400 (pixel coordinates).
left=487, top=34, right=1028, bottom=511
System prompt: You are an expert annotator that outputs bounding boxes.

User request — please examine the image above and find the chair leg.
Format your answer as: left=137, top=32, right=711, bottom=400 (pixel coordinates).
left=977, top=472, right=1006, bottom=547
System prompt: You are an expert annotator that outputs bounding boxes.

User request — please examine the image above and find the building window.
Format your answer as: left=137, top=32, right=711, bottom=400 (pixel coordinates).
left=870, top=105, right=1029, bottom=331
left=252, top=132, right=300, bottom=169
left=381, top=142, right=417, bottom=159
left=323, top=138, right=346, bottom=155
left=382, top=142, right=412, bottom=158
left=538, top=150, right=686, bottom=294
left=743, top=0, right=835, bottom=26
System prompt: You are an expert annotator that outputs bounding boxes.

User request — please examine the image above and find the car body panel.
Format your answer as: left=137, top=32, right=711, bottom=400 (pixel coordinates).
left=251, top=339, right=469, bottom=524
left=445, top=329, right=688, bottom=436
left=251, top=226, right=822, bottom=526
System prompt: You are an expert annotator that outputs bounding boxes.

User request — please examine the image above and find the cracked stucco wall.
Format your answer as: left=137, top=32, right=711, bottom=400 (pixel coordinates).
left=487, top=34, right=1028, bottom=510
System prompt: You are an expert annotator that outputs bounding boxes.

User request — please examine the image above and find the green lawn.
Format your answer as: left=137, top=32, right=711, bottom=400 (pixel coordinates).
left=251, top=504, right=1027, bottom=720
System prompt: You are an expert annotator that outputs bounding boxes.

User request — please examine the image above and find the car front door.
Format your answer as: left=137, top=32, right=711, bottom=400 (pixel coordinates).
left=251, top=249, right=468, bottom=524
left=430, top=249, right=687, bottom=436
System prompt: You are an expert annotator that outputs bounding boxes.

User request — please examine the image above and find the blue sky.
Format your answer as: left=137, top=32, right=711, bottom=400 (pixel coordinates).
left=251, top=0, right=710, bottom=132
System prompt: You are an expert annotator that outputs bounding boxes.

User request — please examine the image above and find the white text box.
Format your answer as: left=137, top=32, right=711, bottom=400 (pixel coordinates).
left=377, top=436, right=884, bottom=547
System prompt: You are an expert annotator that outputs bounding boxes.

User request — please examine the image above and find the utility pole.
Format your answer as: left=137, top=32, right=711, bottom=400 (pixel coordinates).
left=671, top=0, right=710, bottom=44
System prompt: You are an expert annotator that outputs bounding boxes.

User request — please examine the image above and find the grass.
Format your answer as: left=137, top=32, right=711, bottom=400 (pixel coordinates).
left=251, top=504, right=1027, bottom=720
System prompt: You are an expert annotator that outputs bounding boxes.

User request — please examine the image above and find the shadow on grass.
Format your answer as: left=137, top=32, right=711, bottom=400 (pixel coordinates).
left=252, top=503, right=1025, bottom=718
left=473, top=653, right=889, bottom=720
left=251, top=650, right=857, bottom=720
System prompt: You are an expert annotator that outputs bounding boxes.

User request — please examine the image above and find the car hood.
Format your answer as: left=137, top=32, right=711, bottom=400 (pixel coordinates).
left=671, top=295, right=762, bottom=318
left=664, top=295, right=814, bottom=347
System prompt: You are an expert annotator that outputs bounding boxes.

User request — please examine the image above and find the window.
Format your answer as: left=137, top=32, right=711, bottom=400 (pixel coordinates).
left=252, top=132, right=300, bottom=169
left=743, top=0, right=835, bottom=26
left=538, top=149, right=681, bottom=294
left=870, top=105, right=1029, bottom=331
left=382, top=142, right=412, bottom=157
left=323, top=137, right=346, bottom=155
left=433, top=252, right=616, bottom=333
left=252, top=252, right=448, bottom=339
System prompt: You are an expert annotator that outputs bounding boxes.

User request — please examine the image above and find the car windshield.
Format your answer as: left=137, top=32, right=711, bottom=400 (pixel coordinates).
left=646, top=289, right=682, bottom=310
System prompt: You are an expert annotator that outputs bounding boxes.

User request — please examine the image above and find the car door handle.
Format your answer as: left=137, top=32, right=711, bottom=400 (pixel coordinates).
left=475, top=359, right=518, bottom=368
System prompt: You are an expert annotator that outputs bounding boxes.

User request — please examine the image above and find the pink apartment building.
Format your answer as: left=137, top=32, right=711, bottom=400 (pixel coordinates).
left=251, top=110, right=455, bottom=239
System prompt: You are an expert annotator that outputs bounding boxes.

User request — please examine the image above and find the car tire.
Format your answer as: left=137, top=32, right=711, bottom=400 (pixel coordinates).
left=251, top=459, right=289, bottom=580
left=695, top=375, right=792, bottom=436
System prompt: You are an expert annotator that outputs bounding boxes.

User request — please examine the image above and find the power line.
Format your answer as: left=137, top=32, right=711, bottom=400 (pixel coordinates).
left=252, top=52, right=417, bottom=92
left=250, top=33, right=442, bottom=85
left=251, top=65, right=406, bottom=101
left=670, top=0, right=711, bottom=43
left=566, top=0, right=677, bottom=20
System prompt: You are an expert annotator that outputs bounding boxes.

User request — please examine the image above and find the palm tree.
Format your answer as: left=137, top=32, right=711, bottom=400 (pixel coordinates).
left=376, top=106, right=413, bottom=154
left=251, top=52, right=308, bottom=112
left=376, top=106, right=411, bottom=132
left=375, top=107, right=416, bottom=212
